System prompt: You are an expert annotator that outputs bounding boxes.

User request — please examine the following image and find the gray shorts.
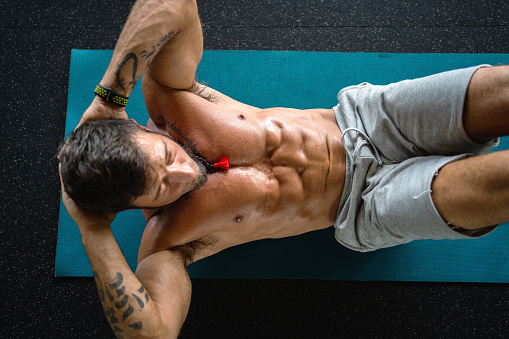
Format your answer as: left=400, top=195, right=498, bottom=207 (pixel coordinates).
left=333, top=65, right=499, bottom=252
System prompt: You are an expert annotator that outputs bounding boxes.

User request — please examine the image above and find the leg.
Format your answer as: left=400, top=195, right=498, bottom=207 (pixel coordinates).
left=464, top=65, right=509, bottom=143
left=432, top=150, right=509, bottom=230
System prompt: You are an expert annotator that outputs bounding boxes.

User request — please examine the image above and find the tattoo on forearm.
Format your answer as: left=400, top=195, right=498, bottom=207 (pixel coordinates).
left=141, top=27, right=182, bottom=67
left=115, top=295, right=128, bottom=309
left=132, top=293, right=145, bottom=309
left=123, top=304, right=135, bottom=321
left=93, top=271, right=150, bottom=337
left=138, top=285, right=150, bottom=304
left=115, top=53, right=139, bottom=95
left=113, top=27, right=181, bottom=97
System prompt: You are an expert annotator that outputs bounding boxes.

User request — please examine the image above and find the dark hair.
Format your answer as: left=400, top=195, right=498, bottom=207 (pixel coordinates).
left=59, top=119, right=151, bottom=213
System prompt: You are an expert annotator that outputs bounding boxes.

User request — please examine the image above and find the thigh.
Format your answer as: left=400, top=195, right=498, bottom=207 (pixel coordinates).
left=335, top=154, right=495, bottom=253
left=363, top=155, right=497, bottom=251
left=431, top=150, right=509, bottom=230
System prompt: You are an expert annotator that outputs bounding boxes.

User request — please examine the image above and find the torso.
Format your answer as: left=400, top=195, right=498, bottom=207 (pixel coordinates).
left=138, top=75, right=346, bottom=264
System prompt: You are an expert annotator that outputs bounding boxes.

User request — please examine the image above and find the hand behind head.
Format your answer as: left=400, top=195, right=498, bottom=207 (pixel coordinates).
left=78, top=96, right=128, bottom=128
left=59, top=164, right=117, bottom=233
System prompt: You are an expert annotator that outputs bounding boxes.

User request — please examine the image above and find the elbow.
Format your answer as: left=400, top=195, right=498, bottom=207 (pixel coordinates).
left=115, top=312, right=181, bottom=339
left=150, top=322, right=181, bottom=339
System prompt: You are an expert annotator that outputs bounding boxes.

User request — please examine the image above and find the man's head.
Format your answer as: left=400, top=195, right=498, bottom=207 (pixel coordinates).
left=59, top=119, right=207, bottom=213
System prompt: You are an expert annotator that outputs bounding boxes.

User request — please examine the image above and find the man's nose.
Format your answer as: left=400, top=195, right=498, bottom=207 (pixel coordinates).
left=168, top=163, right=196, bottom=181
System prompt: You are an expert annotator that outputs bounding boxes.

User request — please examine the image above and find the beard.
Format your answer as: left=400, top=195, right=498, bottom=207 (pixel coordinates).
left=187, top=150, right=208, bottom=191
left=160, top=133, right=208, bottom=191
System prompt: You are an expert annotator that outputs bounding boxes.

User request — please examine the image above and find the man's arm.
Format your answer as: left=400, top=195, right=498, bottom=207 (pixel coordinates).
left=60, top=173, right=191, bottom=338
left=85, top=231, right=191, bottom=338
left=80, top=0, right=202, bottom=124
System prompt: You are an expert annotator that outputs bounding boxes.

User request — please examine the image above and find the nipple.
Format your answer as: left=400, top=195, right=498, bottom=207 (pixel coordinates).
left=233, top=215, right=244, bottom=223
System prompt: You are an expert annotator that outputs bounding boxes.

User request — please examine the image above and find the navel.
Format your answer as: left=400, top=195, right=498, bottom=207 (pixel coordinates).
left=233, top=215, right=244, bottom=223
left=238, top=114, right=246, bottom=120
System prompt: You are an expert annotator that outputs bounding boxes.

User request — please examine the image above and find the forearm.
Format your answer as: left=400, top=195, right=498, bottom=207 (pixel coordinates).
left=59, top=180, right=189, bottom=337
left=82, top=226, right=165, bottom=338
left=101, top=0, right=187, bottom=96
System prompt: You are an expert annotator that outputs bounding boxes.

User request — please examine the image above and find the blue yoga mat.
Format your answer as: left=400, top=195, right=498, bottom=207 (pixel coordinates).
left=56, top=50, right=509, bottom=282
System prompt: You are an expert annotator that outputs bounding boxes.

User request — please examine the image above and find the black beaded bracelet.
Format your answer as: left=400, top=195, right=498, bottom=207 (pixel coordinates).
left=94, top=84, right=129, bottom=107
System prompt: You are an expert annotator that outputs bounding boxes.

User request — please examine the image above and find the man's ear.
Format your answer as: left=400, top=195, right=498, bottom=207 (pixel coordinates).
left=129, top=118, right=152, bottom=132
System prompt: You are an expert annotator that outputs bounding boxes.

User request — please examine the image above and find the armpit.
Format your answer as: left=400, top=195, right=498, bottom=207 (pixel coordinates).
left=189, top=81, right=217, bottom=102
left=170, top=236, right=218, bottom=266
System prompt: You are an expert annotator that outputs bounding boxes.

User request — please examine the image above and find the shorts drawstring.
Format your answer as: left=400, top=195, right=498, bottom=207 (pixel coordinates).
left=341, top=127, right=383, bottom=179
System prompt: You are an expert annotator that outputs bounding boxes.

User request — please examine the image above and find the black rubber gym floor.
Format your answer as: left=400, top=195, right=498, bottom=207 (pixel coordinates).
left=2, top=0, right=508, bottom=337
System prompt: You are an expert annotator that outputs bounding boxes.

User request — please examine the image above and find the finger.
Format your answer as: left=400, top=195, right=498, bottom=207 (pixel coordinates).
left=130, top=118, right=151, bottom=132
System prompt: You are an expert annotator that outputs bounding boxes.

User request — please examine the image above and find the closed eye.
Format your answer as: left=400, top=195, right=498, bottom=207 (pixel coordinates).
left=166, top=143, right=176, bottom=166
left=159, top=182, right=168, bottom=201
left=152, top=142, right=171, bottom=203
left=164, top=142, right=170, bottom=164
left=153, top=182, right=164, bottom=203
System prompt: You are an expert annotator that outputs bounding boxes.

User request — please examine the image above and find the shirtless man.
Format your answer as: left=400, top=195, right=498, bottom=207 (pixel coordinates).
left=59, top=0, right=509, bottom=337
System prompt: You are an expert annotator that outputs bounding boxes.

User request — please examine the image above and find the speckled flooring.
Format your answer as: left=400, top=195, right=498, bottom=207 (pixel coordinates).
left=1, top=1, right=508, bottom=337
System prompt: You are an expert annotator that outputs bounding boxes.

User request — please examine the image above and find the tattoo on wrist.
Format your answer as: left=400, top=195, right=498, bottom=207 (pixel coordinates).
left=93, top=271, right=150, bottom=337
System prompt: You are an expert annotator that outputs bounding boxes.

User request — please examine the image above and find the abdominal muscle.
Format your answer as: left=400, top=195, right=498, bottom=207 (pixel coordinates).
left=250, top=108, right=345, bottom=235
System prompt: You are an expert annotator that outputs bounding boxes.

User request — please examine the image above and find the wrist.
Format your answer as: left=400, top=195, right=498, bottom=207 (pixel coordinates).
left=80, top=223, right=113, bottom=244
left=92, top=92, right=127, bottom=112
left=94, top=84, right=129, bottom=107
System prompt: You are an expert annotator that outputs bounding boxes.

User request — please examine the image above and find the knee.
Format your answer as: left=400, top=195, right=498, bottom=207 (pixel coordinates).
left=492, top=65, right=509, bottom=95
left=481, top=65, right=509, bottom=101
left=500, top=66, right=509, bottom=103
left=463, top=66, right=509, bottom=142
